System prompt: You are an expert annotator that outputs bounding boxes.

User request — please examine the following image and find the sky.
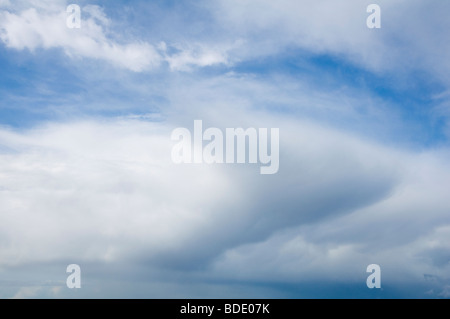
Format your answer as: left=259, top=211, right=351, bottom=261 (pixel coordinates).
left=0, top=0, right=450, bottom=299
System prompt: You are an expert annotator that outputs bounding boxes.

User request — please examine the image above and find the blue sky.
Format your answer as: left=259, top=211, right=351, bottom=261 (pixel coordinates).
left=1, top=0, right=450, bottom=298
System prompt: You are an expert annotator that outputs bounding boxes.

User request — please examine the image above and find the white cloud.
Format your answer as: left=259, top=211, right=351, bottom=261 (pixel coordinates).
left=0, top=113, right=449, bottom=297
left=0, top=4, right=161, bottom=72
left=212, top=0, right=450, bottom=82
left=0, top=1, right=238, bottom=72
left=162, top=42, right=231, bottom=71
left=0, top=120, right=236, bottom=266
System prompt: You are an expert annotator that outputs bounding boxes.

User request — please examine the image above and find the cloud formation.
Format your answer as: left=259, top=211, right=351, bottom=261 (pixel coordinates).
left=1, top=0, right=450, bottom=299
left=0, top=1, right=232, bottom=72
left=0, top=2, right=161, bottom=71
left=213, top=0, right=450, bottom=81
left=0, top=114, right=449, bottom=297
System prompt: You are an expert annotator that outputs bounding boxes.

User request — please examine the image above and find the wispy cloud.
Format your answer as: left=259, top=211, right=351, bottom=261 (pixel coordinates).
left=161, top=41, right=231, bottom=71
left=0, top=2, right=161, bottom=71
